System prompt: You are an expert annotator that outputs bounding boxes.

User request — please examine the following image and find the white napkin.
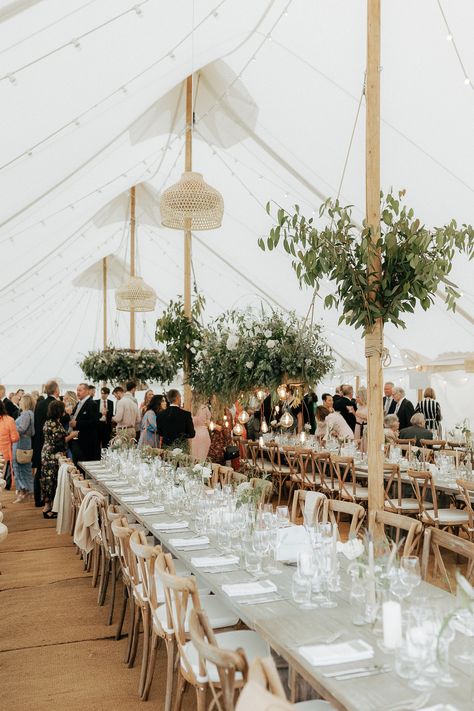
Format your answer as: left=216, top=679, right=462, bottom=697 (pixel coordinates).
left=121, top=495, right=149, bottom=503
left=152, top=520, right=189, bottom=531
left=298, top=639, right=373, bottom=667
left=337, top=538, right=365, bottom=560
left=191, top=555, right=239, bottom=567
left=169, top=536, right=210, bottom=548
left=304, top=491, right=325, bottom=524
left=275, top=526, right=310, bottom=562
left=419, top=706, right=460, bottom=711
left=113, top=487, right=138, bottom=494
left=134, top=505, right=165, bottom=515
left=222, top=580, right=277, bottom=597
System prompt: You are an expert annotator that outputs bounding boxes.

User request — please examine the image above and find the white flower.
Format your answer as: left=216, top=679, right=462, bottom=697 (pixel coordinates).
left=190, top=347, right=196, bottom=354
left=171, top=448, right=182, bottom=456
left=236, top=482, right=251, bottom=495
left=192, top=464, right=202, bottom=474
left=226, top=333, right=239, bottom=351
left=193, top=340, right=200, bottom=347
left=264, top=329, right=272, bottom=338
left=266, top=339, right=276, bottom=349
left=338, top=538, right=364, bottom=560
left=245, top=361, right=254, bottom=369
left=270, top=419, right=277, bottom=426
left=201, top=466, right=212, bottom=480
left=305, top=358, right=312, bottom=365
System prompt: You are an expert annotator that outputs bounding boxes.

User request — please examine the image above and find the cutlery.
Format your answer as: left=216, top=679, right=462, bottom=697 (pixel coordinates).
left=323, top=664, right=385, bottom=678
left=238, top=596, right=287, bottom=605
left=334, top=665, right=391, bottom=681
left=294, top=631, right=344, bottom=648
left=384, top=692, right=431, bottom=711
left=202, top=566, right=241, bottom=573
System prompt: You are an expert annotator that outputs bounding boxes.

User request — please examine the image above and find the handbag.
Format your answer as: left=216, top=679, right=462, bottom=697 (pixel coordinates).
left=223, top=445, right=239, bottom=460
left=16, top=448, right=33, bottom=464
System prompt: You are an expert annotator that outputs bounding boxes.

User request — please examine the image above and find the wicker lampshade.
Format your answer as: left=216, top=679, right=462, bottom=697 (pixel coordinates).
left=160, top=171, right=224, bottom=230
left=115, top=276, right=157, bottom=312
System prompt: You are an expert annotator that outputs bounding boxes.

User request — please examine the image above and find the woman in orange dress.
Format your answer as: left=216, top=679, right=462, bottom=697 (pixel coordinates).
left=0, top=399, right=19, bottom=488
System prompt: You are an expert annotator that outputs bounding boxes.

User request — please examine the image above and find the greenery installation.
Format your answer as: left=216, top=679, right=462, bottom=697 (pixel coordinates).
left=259, top=191, right=474, bottom=334
left=79, top=347, right=175, bottom=386
left=189, top=309, right=334, bottom=403
left=155, top=294, right=205, bottom=375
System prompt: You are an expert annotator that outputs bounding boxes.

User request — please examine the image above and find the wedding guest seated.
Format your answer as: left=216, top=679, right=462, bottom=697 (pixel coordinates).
left=399, top=413, right=433, bottom=446
left=315, top=406, right=354, bottom=441
left=321, top=393, right=334, bottom=412
left=384, top=414, right=399, bottom=443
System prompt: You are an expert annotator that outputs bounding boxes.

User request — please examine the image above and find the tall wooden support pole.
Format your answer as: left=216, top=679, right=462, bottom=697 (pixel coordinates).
left=366, top=0, right=384, bottom=534
left=183, top=75, right=193, bottom=411
left=130, top=186, right=136, bottom=351
left=355, top=375, right=361, bottom=395
left=102, top=256, right=108, bottom=349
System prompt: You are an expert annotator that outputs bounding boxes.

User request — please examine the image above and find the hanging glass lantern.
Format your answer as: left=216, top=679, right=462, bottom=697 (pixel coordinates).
left=115, top=276, right=157, bottom=312
left=256, top=388, right=266, bottom=402
left=160, top=172, right=224, bottom=230
left=277, top=384, right=288, bottom=400
left=280, top=411, right=294, bottom=429
left=233, top=422, right=244, bottom=436
left=238, top=410, right=250, bottom=424
left=260, top=418, right=269, bottom=434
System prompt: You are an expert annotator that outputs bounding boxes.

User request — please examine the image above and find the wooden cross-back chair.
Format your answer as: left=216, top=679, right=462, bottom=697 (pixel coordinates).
left=266, top=441, right=291, bottom=506
left=314, top=451, right=338, bottom=498
left=370, top=510, right=423, bottom=557
left=249, top=478, right=273, bottom=504
left=212, top=465, right=247, bottom=489
left=421, top=526, right=474, bottom=593
left=326, top=499, right=366, bottom=536
left=282, top=447, right=302, bottom=502
left=406, top=469, right=470, bottom=533
left=420, top=439, right=446, bottom=450
left=330, top=455, right=368, bottom=505
left=455, top=479, right=474, bottom=542
left=383, top=463, right=422, bottom=516
left=296, top=449, right=320, bottom=491
left=290, top=490, right=327, bottom=526
left=394, top=438, right=416, bottom=446
left=246, top=440, right=271, bottom=475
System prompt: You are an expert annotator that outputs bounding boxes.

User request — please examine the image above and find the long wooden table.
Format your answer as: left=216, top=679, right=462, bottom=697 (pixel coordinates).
left=81, top=461, right=473, bottom=711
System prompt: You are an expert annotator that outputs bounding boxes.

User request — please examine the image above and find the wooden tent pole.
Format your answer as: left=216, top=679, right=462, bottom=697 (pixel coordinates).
left=103, top=256, right=107, bottom=349
left=183, top=75, right=193, bottom=411
left=130, top=186, right=136, bottom=351
left=366, top=0, right=384, bottom=535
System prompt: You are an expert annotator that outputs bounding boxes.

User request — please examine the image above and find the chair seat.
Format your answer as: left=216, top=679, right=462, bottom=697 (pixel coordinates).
left=342, top=486, right=368, bottom=500
left=384, top=498, right=429, bottom=512
left=321, top=480, right=338, bottom=492
left=154, top=594, right=239, bottom=635
left=421, top=508, right=470, bottom=524
left=182, top=629, right=269, bottom=683
left=296, top=702, right=336, bottom=710
left=273, top=465, right=291, bottom=475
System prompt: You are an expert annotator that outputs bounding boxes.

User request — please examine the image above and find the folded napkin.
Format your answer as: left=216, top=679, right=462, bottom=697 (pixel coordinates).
left=298, top=639, right=373, bottom=667
left=222, top=580, right=277, bottom=597
left=97, top=479, right=122, bottom=486
left=169, top=536, right=210, bottom=548
left=419, top=706, right=459, bottom=711
left=152, top=520, right=189, bottom=531
left=113, top=487, right=138, bottom=494
left=121, top=495, right=149, bottom=503
left=134, top=505, right=165, bottom=515
left=191, top=555, right=239, bottom=568
left=275, top=526, right=310, bottom=562
left=337, top=538, right=364, bottom=560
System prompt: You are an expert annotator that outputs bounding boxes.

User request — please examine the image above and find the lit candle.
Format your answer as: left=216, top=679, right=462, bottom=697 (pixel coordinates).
left=299, top=431, right=306, bottom=444
left=382, top=600, right=402, bottom=650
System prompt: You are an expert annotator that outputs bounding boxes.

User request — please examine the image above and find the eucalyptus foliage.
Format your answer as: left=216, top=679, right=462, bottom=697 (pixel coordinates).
left=259, top=191, right=474, bottom=333
left=79, top=348, right=175, bottom=385
left=155, top=295, right=205, bottom=374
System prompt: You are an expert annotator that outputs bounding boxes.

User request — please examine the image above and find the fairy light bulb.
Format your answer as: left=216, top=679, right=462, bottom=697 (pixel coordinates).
left=238, top=410, right=249, bottom=424
left=280, top=411, right=294, bottom=429
left=256, top=389, right=266, bottom=402
left=260, top=418, right=269, bottom=434
left=233, top=422, right=244, bottom=436
left=209, top=420, right=215, bottom=432
left=277, top=384, right=287, bottom=400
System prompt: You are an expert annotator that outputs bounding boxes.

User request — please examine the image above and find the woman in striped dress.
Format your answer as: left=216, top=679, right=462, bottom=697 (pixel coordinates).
left=414, top=387, right=442, bottom=434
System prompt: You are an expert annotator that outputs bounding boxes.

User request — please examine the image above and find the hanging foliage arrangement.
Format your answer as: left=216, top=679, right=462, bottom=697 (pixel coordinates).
left=155, top=294, right=205, bottom=375
left=79, top=348, right=175, bottom=386
left=259, top=191, right=474, bottom=333
left=189, top=309, right=334, bottom=402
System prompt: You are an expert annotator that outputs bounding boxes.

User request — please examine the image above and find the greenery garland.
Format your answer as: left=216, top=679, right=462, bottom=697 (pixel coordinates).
left=79, top=348, right=176, bottom=386
left=155, top=295, right=205, bottom=375
left=259, top=191, right=474, bottom=333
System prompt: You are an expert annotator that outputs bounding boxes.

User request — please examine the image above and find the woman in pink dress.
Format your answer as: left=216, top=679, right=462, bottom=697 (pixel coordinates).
left=191, top=403, right=211, bottom=461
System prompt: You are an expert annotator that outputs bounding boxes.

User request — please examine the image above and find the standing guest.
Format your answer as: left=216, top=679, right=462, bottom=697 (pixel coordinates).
left=5, top=389, right=22, bottom=420
left=12, top=394, right=35, bottom=502
left=138, top=395, right=165, bottom=448
left=315, top=406, right=354, bottom=441
left=69, top=382, right=100, bottom=464
left=0, top=399, right=19, bottom=490
left=333, top=385, right=343, bottom=408
left=321, top=393, right=334, bottom=412
left=288, top=387, right=303, bottom=433
left=399, top=413, right=433, bottom=446
left=96, top=386, right=114, bottom=449
left=303, top=391, right=318, bottom=435
left=112, top=381, right=140, bottom=440
left=88, top=385, right=96, bottom=399
left=32, top=379, right=59, bottom=506
left=31, top=390, right=41, bottom=407
left=384, top=414, right=399, bottom=443
left=392, top=387, right=415, bottom=431
left=191, top=401, right=211, bottom=460
left=334, top=384, right=357, bottom=432
left=208, top=409, right=233, bottom=465
left=414, top=387, right=442, bottom=434
left=63, top=390, right=78, bottom=415
left=112, top=386, right=124, bottom=404
left=156, top=389, right=195, bottom=448
left=383, top=382, right=395, bottom=414
left=41, top=400, right=78, bottom=518
left=354, top=386, right=368, bottom=442
left=140, top=389, right=154, bottom=418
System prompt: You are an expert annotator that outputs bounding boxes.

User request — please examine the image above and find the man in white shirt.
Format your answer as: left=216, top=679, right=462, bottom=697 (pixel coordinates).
left=112, top=381, right=140, bottom=439
left=383, top=382, right=395, bottom=414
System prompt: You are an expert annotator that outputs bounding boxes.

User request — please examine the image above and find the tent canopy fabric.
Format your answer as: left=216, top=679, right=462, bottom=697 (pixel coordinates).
left=0, top=0, right=473, bottom=426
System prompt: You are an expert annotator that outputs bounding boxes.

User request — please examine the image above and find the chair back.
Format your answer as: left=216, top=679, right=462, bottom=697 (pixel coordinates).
left=189, top=608, right=248, bottom=711
left=290, top=489, right=327, bottom=525
left=406, top=469, right=439, bottom=524
left=420, top=439, right=446, bottom=450
left=313, top=451, right=335, bottom=495
left=266, top=441, right=283, bottom=472
left=326, top=499, right=365, bottom=536
left=421, top=526, right=474, bottom=592
left=395, top=438, right=416, bottom=446
left=235, top=657, right=294, bottom=711
left=249, top=478, right=273, bottom=503
left=384, top=463, right=405, bottom=511
left=130, top=529, right=161, bottom=609
left=247, top=440, right=265, bottom=472
left=297, top=449, right=318, bottom=489
left=370, top=509, right=422, bottom=556
left=331, top=455, right=357, bottom=499
left=456, top=479, right=474, bottom=532
left=111, top=516, right=136, bottom=585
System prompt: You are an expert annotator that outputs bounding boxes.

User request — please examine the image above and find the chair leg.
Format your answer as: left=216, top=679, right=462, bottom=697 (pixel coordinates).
left=116, top=582, right=128, bottom=641
left=91, top=545, right=100, bottom=587
left=163, top=636, right=175, bottom=711
left=196, top=683, right=207, bottom=711
left=124, top=595, right=136, bottom=663
left=141, top=630, right=159, bottom=701
left=128, top=603, right=141, bottom=668
left=173, top=672, right=187, bottom=711
left=97, top=552, right=109, bottom=606
left=138, top=606, right=150, bottom=697
left=107, top=557, right=117, bottom=626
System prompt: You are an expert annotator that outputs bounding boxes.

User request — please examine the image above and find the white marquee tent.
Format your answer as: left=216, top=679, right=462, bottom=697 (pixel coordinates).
left=0, top=0, right=473, bottom=428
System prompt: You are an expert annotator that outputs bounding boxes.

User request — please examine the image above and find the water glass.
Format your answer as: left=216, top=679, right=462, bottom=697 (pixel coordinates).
left=276, top=505, right=290, bottom=527
left=297, top=549, right=317, bottom=609
left=292, top=571, right=312, bottom=606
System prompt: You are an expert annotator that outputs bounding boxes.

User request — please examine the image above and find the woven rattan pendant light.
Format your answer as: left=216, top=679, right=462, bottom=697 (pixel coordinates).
left=115, top=186, right=157, bottom=348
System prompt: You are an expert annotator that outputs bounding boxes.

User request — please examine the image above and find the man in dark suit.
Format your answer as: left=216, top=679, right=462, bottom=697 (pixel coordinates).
left=383, top=381, right=395, bottom=415
left=392, top=386, right=415, bottom=431
left=69, top=382, right=100, bottom=464
left=95, top=386, right=114, bottom=449
left=334, top=384, right=357, bottom=431
left=31, top=380, right=59, bottom=505
left=399, top=413, right=433, bottom=446
left=156, top=389, right=195, bottom=447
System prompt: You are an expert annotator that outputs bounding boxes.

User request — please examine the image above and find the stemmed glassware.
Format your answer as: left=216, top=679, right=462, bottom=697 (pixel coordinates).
left=297, top=549, right=317, bottom=609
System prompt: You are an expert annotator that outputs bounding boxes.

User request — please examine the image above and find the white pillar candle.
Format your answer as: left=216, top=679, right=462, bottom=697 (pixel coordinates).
left=382, top=600, right=402, bottom=650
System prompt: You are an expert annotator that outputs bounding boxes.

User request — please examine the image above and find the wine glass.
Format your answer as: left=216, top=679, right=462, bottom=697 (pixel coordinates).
left=297, top=549, right=317, bottom=609
left=400, top=556, right=421, bottom=594
left=276, top=505, right=290, bottom=527
left=252, top=530, right=270, bottom=577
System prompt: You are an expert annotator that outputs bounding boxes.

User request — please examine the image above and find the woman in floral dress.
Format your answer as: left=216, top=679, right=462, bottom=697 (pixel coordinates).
left=41, top=400, right=78, bottom=518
